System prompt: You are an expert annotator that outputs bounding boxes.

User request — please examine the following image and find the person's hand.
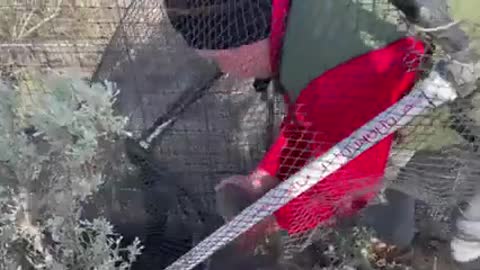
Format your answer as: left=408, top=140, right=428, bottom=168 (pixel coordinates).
left=215, top=170, right=280, bottom=222
left=215, top=170, right=281, bottom=251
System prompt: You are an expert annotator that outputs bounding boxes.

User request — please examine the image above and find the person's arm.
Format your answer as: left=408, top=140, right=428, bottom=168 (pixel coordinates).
left=390, top=0, right=479, bottom=98
left=390, top=0, right=470, bottom=53
left=214, top=116, right=296, bottom=222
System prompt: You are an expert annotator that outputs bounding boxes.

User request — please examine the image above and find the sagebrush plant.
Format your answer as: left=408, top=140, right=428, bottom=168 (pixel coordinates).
left=0, top=69, right=143, bottom=269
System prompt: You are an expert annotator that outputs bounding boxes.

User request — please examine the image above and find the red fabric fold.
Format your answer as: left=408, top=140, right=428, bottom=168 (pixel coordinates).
left=258, top=36, right=426, bottom=234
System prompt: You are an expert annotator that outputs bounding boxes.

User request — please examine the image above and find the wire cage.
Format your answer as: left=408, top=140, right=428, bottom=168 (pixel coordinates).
left=1, top=0, right=480, bottom=270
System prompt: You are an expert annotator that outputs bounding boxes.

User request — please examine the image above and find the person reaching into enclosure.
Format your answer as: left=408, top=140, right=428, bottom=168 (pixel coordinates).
left=165, top=0, right=479, bottom=263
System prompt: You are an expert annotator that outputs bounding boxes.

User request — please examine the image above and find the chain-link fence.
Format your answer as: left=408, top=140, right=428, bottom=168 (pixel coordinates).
left=1, top=0, right=480, bottom=270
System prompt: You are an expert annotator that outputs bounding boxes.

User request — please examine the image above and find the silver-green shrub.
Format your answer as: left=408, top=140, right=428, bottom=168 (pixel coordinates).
left=0, top=69, right=142, bottom=270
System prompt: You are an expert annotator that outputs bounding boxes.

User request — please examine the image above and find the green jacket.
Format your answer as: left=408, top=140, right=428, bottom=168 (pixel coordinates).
left=280, top=0, right=406, bottom=101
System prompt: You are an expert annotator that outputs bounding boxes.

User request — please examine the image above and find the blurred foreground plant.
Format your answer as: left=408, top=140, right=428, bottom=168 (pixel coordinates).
left=0, top=69, right=142, bottom=269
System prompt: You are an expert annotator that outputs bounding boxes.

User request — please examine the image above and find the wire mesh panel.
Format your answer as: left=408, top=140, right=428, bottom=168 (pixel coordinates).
left=1, top=0, right=480, bottom=270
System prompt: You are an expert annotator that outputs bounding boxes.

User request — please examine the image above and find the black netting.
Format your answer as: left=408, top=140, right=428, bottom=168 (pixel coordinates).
left=2, top=0, right=480, bottom=270
left=164, top=0, right=272, bottom=50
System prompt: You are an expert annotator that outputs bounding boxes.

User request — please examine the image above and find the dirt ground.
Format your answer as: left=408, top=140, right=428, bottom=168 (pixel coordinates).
left=409, top=236, right=459, bottom=270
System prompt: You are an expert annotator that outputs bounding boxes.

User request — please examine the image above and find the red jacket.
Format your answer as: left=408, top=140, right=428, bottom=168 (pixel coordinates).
left=256, top=0, right=427, bottom=234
